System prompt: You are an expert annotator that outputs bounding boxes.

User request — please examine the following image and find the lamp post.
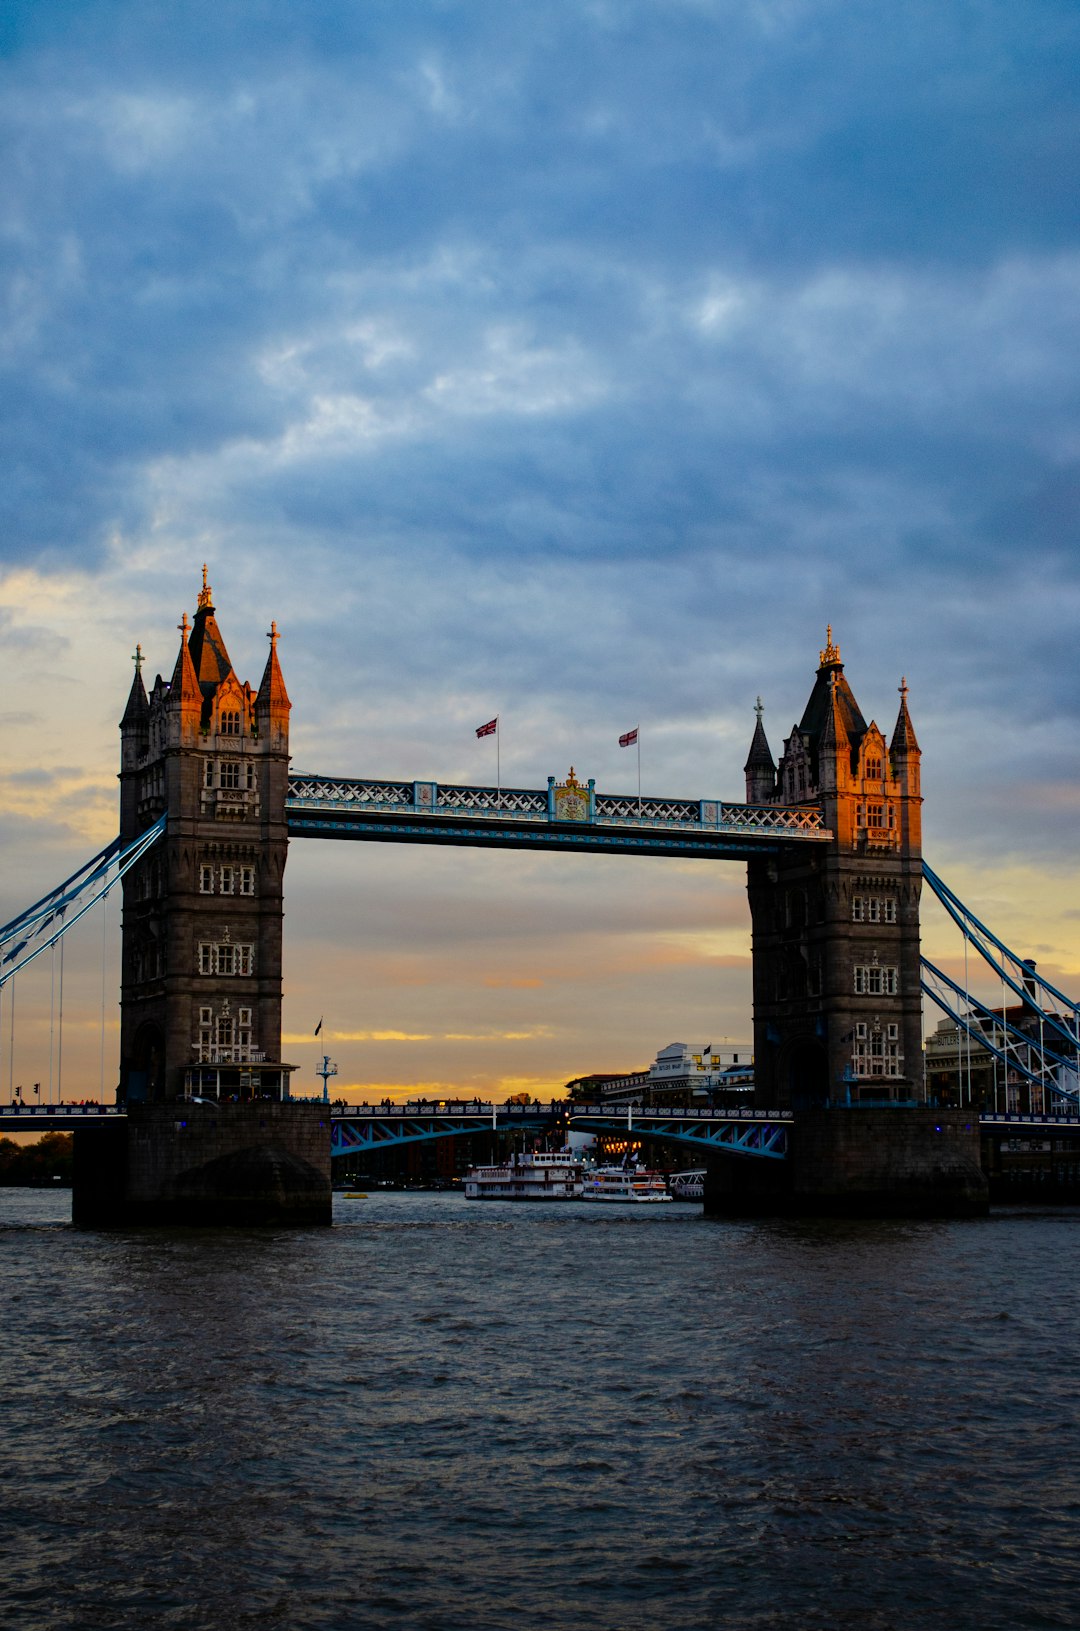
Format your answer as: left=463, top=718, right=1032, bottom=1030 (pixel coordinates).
left=316, top=1055, right=338, bottom=1104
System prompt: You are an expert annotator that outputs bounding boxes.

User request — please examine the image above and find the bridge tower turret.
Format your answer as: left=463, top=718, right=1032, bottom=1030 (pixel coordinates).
left=117, top=570, right=294, bottom=1105
left=746, top=630, right=924, bottom=1109
left=743, top=697, right=777, bottom=804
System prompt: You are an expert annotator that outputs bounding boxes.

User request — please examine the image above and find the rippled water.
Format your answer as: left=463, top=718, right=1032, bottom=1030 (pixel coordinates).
left=3, top=1189, right=1080, bottom=1630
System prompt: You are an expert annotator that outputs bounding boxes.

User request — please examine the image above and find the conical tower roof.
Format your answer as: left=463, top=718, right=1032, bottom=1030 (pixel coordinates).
left=890, top=678, right=920, bottom=755
left=798, top=627, right=867, bottom=769
left=169, top=612, right=202, bottom=707
left=256, top=620, right=290, bottom=715
left=743, top=697, right=775, bottom=775
left=121, top=644, right=149, bottom=726
left=186, top=566, right=233, bottom=701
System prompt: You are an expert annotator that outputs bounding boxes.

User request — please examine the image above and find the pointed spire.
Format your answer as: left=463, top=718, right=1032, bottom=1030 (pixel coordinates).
left=187, top=567, right=233, bottom=702
left=169, top=610, right=202, bottom=711
left=816, top=667, right=852, bottom=791
left=256, top=619, right=291, bottom=716
left=744, top=697, right=775, bottom=771
left=121, top=642, right=149, bottom=727
left=890, top=676, right=920, bottom=756
left=744, top=696, right=776, bottom=800
left=799, top=628, right=866, bottom=756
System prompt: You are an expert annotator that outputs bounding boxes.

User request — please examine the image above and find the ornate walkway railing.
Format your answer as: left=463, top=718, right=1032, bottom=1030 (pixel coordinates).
left=286, top=774, right=830, bottom=858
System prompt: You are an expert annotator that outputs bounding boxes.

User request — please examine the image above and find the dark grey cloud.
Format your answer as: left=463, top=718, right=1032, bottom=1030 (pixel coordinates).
left=2, top=0, right=1078, bottom=953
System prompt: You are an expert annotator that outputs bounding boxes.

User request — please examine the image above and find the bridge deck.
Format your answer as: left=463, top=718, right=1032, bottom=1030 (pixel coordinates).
left=286, top=775, right=831, bottom=859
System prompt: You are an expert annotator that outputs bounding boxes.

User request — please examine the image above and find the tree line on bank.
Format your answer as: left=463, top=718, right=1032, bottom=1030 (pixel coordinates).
left=0, top=1133, right=73, bottom=1186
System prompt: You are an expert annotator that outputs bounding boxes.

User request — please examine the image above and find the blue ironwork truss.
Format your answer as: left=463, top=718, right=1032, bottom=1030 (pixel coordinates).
left=331, top=1111, right=554, bottom=1157
left=1, top=817, right=166, bottom=991
left=287, top=773, right=831, bottom=861
left=923, top=863, right=1080, bottom=1049
left=329, top=1106, right=791, bottom=1159
left=921, top=957, right=1079, bottom=1105
left=567, top=1111, right=791, bottom=1159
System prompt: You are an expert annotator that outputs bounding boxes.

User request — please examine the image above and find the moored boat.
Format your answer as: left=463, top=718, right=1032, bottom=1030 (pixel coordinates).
left=667, top=1169, right=706, bottom=1201
left=464, top=1149, right=584, bottom=1200
left=580, top=1163, right=673, bottom=1203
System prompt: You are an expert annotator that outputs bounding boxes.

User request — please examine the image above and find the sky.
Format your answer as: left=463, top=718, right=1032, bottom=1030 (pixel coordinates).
left=2, top=0, right=1079, bottom=1103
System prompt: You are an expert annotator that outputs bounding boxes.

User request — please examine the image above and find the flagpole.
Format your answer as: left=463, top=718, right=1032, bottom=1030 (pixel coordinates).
left=497, top=716, right=501, bottom=809
left=637, top=729, right=641, bottom=817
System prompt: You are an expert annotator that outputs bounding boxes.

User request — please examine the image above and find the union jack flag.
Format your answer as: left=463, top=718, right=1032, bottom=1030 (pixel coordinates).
left=475, top=717, right=498, bottom=738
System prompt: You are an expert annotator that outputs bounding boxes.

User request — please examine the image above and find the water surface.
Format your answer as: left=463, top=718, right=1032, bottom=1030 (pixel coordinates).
left=3, top=1189, right=1079, bottom=1629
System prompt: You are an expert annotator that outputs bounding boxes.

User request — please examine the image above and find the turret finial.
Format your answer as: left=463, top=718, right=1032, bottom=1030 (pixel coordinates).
left=178, top=611, right=190, bottom=640
left=132, top=642, right=144, bottom=675
left=197, top=565, right=213, bottom=610
left=819, top=625, right=841, bottom=666
left=899, top=675, right=908, bottom=700
left=754, top=695, right=764, bottom=722
left=267, top=620, right=280, bottom=647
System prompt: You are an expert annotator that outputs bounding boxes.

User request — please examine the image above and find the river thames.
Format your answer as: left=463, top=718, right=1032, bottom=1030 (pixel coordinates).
left=3, top=1188, right=1079, bottom=1630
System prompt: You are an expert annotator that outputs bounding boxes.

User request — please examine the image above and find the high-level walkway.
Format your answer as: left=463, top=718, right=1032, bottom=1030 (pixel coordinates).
left=285, top=774, right=831, bottom=859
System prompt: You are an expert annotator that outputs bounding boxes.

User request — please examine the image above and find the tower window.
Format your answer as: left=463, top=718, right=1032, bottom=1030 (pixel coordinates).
left=865, top=756, right=882, bottom=780
left=220, top=710, right=242, bottom=736
left=239, top=867, right=255, bottom=896
left=219, top=866, right=235, bottom=895
left=854, top=964, right=898, bottom=996
left=199, top=864, right=215, bottom=894
left=220, top=762, right=241, bottom=790
left=197, top=941, right=255, bottom=977
left=854, top=894, right=897, bottom=923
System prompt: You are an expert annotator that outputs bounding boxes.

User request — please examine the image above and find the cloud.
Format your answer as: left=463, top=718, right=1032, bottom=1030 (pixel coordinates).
left=2, top=2, right=1078, bottom=1096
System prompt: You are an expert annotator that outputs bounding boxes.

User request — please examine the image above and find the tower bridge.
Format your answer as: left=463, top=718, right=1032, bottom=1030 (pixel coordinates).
left=9, top=575, right=1075, bottom=1222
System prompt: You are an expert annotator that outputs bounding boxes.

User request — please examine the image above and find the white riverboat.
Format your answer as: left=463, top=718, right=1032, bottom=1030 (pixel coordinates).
left=667, top=1169, right=706, bottom=1201
left=580, top=1164, right=673, bottom=1203
left=464, top=1150, right=584, bottom=1201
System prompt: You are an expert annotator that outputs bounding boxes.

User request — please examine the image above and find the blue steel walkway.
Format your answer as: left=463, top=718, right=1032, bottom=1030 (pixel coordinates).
left=285, top=774, right=831, bottom=861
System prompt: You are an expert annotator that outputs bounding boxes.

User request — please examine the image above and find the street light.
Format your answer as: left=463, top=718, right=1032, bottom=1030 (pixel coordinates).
left=316, top=1055, right=338, bottom=1104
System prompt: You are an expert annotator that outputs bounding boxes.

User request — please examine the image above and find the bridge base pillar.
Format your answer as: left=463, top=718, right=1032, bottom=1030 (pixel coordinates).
left=704, top=1108, right=988, bottom=1218
left=73, top=1102, right=332, bottom=1227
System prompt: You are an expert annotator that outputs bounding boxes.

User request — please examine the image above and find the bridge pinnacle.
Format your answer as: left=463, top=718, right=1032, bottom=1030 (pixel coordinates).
left=132, top=643, right=144, bottom=675
left=819, top=625, right=841, bottom=666
left=198, top=565, right=213, bottom=611
left=178, top=611, right=190, bottom=640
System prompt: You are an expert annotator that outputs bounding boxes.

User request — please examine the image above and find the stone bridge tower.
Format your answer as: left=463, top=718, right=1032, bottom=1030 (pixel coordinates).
left=117, top=570, right=293, bottom=1105
left=744, top=630, right=923, bottom=1109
